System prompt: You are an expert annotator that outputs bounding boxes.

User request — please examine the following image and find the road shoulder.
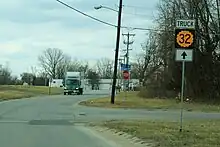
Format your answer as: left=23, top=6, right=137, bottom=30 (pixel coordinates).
left=80, top=125, right=152, bottom=147
left=79, top=91, right=220, bottom=113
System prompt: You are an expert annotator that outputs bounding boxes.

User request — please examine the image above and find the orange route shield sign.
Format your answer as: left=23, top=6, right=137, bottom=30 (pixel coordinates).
left=175, top=29, right=195, bottom=49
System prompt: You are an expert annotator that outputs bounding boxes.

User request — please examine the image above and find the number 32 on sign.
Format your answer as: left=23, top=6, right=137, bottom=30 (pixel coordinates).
left=175, top=29, right=195, bottom=49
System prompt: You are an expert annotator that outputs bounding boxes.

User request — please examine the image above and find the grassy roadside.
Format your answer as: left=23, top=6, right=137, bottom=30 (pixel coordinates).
left=100, top=120, right=220, bottom=147
left=0, top=85, right=63, bottom=100
left=79, top=91, right=220, bottom=112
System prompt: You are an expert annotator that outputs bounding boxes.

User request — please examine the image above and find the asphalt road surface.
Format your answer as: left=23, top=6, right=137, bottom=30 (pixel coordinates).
left=0, top=90, right=220, bottom=147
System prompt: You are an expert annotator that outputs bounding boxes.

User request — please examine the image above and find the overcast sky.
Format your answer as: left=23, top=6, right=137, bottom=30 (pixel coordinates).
left=0, top=0, right=159, bottom=76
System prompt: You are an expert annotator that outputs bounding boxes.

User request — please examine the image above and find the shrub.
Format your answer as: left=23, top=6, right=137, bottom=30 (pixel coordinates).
left=138, top=87, right=178, bottom=99
left=133, top=86, right=141, bottom=91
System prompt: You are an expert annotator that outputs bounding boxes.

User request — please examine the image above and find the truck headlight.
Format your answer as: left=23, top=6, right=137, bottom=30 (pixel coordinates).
left=75, top=88, right=79, bottom=90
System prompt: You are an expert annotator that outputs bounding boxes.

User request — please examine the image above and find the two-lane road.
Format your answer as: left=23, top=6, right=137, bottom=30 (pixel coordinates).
left=0, top=90, right=219, bottom=147
left=0, top=90, right=114, bottom=147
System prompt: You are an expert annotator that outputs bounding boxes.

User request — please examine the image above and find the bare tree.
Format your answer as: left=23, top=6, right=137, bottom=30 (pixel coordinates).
left=87, top=69, right=100, bottom=90
left=30, top=66, right=38, bottom=76
left=56, top=55, right=71, bottom=79
left=57, top=58, right=89, bottom=79
left=132, top=32, right=162, bottom=86
left=20, top=72, right=34, bottom=85
left=38, top=48, right=65, bottom=79
left=67, top=59, right=86, bottom=71
left=149, top=0, right=220, bottom=101
left=96, top=58, right=114, bottom=79
left=0, top=64, right=12, bottom=85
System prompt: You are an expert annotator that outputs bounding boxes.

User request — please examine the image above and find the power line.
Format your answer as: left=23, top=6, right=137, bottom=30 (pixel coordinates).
left=122, top=5, right=150, bottom=10
left=108, top=5, right=151, bottom=17
left=55, top=0, right=164, bottom=32
left=56, top=1, right=220, bottom=36
left=99, top=5, right=151, bottom=17
left=56, top=0, right=116, bottom=27
left=122, top=11, right=152, bottom=17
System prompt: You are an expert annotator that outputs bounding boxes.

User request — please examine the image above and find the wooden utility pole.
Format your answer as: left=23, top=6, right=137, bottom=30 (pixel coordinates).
left=122, top=32, right=135, bottom=90
left=111, top=0, right=123, bottom=104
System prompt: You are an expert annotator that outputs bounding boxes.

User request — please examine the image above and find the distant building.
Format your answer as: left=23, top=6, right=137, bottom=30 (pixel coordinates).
left=23, top=82, right=29, bottom=86
left=98, top=79, right=140, bottom=90
left=99, top=79, right=112, bottom=90
left=50, top=78, right=140, bottom=90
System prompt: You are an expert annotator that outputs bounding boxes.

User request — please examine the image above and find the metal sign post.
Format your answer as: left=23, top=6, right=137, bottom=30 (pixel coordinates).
left=175, top=19, right=195, bottom=132
left=124, top=82, right=127, bottom=101
left=48, top=78, right=52, bottom=95
left=180, top=61, right=185, bottom=132
left=123, top=80, right=126, bottom=101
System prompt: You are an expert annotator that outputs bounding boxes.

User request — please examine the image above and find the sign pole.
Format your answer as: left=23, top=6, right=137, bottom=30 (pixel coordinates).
left=123, top=79, right=126, bottom=101
left=180, top=61, right=185, bottom=132
left=48, top=78, right=52, bottom=95
left=125, top=88, right=127, bottom=100
left=175, top=19, right=195, bottom=132
left=123, top=86, right=127, bottom=101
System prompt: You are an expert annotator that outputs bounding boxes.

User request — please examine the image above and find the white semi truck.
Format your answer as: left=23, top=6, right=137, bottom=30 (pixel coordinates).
left=63, top=72, right=84, bottom=95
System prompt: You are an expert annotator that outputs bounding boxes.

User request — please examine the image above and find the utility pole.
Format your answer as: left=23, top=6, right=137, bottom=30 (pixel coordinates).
left=120, top=54, right=126, bottom=64
left=111, top=0, right=123, bottom=104
left=122, top=32, right=135, bottom=90
left=118, top=58, right=124, bottom=92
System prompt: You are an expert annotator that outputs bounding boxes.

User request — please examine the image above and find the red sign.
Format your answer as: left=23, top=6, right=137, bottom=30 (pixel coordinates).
left=123, top=70, right=129, bottom=80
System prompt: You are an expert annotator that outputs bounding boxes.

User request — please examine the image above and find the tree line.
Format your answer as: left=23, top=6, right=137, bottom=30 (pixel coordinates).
left=0, top=47, right=149, bottom=88
left=0, top=48, right=123, bottom=86
left=37, top=48, right=116, bottom=79
left=133, top=0, right=220, bottom=102
left=0, top=64, right=19, bottom=85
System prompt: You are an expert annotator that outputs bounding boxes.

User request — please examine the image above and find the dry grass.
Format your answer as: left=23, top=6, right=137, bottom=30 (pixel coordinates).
left=0, top=85, right=63, bottom=100
left=101, top=120, right=220, bottom=147
left=79, top=91, right=220, bottom=112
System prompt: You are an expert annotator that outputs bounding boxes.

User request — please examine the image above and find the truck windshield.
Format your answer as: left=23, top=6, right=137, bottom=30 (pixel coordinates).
left=66, top=79, right=79, bottom=85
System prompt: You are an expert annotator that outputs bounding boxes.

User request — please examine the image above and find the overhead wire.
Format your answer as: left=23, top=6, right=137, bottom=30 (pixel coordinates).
left=56, top=0, right=116, bottom=28
left=121, top=4, right=153, bottom=17
left=56, top=1, right=220, bottom=36
left=124, top=12, right=152, bottom=17
left=122, top=5, right=150, bottom=10
left=56, top=0, right=165, bottom=32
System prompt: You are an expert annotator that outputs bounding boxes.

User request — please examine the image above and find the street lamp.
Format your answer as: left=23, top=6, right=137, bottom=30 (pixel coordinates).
left=95, top=1, right=123, bottom=104
left=94, top=5, right=118, bottom=13
left=94, top=5, right=102, bottom=10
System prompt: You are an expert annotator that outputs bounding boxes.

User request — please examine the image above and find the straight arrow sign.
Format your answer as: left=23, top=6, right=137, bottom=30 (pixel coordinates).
left=176, top=49, right=193, bottom=62
left=181, top=51, right=187, bottom=59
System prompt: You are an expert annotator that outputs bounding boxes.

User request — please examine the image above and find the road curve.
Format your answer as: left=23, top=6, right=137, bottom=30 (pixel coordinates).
left=0, top=90, right=219, bottom=147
